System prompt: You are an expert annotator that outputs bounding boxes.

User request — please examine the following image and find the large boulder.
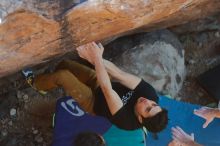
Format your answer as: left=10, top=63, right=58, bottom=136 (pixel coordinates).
left=0, top=0, right=220, bottom=78
left=106, top=30, right=185, bottom=97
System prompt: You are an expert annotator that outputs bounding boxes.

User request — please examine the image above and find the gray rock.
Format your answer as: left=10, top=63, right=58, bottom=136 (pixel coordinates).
left=0, top=0, right=85, bottom=21
left=1, top=118, right=7, bottom=125
left=107, top=30, right=185, bottom=97
left=35, top=134, right=43, bottom=143
left=189, top=59, right=196, bottom=65
left=17, top=90, right=24, bottom=99
left=8, top=120, right=13, bottom=126
left=198, top=42, right=203, bottom=48
left=0, top=0, right=23, bottom=20
left=33, top=129, right=38, bottom=135
left=1, top=129, right=8, bottom=137
left=23, top=94, right=29, bottom=102
left=10, top=108, right=16, bottom=117
left=215, top=31, right=220, bottom=38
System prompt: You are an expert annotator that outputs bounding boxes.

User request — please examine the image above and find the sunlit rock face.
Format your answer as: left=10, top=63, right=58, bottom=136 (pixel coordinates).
left=106, top=30, right=185, bottom=97
left=0, top=10, right=61, bottom=77
left=0, top=0, right=220, bottom=78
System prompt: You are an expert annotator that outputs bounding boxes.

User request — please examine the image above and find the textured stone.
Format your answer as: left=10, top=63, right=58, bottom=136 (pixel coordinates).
left=10, top=108, right=16, bottom=117
left=108, top=30, right=185, bottom=97
left=215, top=31, right=220, bottom=38
left=33, top=129, right=38, bottom=135
left=0, top=10, right=61, bottom=77
left=0, top=0, right=23, bottom=19
left=35, top=134, right=43, bottom=143
left=67, top=0, right=220, bottom=45
left=23, top=94, right=29, bottom=102
left=1, top=129, right=8, bottom=137
left=0, top=0, right=61, bottom=20
left=0, top=0, right=220, bottom=78
left=17, top=90, right=24, bottom=99
left=8, top=120, right=13, bottom=126
left=170, top=14, right=220, bottom=34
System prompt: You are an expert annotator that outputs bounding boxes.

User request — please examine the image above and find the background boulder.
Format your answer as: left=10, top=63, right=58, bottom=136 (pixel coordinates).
left=105, top=30, right=185, bottom=97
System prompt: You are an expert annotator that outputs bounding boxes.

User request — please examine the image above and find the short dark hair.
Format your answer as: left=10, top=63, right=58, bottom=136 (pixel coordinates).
left=142, top=108, right=168, bottom=133
left=74, top=132, right=105, bottom=146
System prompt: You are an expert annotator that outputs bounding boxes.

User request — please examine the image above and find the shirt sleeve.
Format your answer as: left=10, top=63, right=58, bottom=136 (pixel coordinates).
left=133, top=79, right=158, bottom=102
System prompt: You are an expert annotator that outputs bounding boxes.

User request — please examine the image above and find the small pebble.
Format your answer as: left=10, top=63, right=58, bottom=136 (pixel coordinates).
left=198, top=42, right=203, bottom=47
left=16, top=91, right=23, bottom=99
left=198, top=92, right=203, bottom=97
left=8, top=121, right=13, bottom=126
left=1, top=118, right=7, bottom=125
left=10, top=108, right=16, bottom=117
left=33, top=130, right=38, bottom=135
left=189, top=59, right=196, bottom=65
left=215, top=31, right=220, bottom=38
left=23, top=94, right=29, bottom=102
left=1, top=129, right=8, bottom=137
left=35, top=135, right=43, bottom=143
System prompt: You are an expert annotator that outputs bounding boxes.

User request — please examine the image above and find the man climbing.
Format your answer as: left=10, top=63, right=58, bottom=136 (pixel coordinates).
left=23, top=42, right=168, bottom=133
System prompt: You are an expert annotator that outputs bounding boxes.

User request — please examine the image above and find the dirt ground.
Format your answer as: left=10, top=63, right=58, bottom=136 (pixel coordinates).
left=0, top=15, right=220, bottom=145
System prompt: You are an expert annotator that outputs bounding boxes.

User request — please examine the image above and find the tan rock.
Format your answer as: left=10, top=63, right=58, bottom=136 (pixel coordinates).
left=0, top=0, right=220, bottom=77
left=67, top=0, right=220, bottom=45
left=0, top=10, right=61, bottom=77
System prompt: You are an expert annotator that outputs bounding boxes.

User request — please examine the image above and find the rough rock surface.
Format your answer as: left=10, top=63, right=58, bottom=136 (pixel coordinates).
left=105, top=30, right=185, bottom=97
left=0, top=0, right=83, bottom=20
left=0, top=0, right=220, bottom=78
left=0, top=16, right=220, bottom=145
left=0, top=10, right=61, bottom=77
left=170, top=14, right=220, bottom=34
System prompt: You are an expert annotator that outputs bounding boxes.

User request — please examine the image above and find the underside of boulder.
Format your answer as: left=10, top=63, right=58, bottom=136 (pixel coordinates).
left=0, top=0, right=220, bottom=78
